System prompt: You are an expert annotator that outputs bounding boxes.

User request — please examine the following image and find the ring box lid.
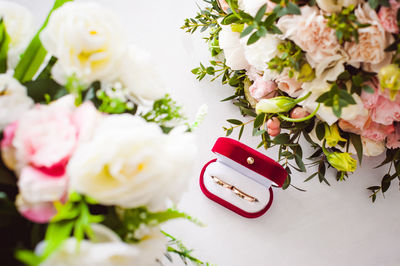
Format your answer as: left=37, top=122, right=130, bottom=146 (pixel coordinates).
left=211, top=137, right=287, bottom=188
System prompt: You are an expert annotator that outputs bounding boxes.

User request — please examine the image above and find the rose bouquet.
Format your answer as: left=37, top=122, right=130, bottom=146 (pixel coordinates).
left=0, top=1, right=208, bottom=265
left=183, top=0, right=400, bottom=200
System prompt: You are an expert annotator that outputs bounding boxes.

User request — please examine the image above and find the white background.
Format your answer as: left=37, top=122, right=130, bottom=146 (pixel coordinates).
left=12, top=0, right=400, bottom=265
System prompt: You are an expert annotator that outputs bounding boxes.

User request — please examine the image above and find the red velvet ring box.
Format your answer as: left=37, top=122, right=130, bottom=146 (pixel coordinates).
left=200, top=137, right=287, bottom=218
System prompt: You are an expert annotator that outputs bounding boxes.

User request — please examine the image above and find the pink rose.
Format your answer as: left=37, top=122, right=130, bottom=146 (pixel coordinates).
left=345, top=4, right=393, bottom=69
left=361, top=81, right=400, bottom=125
left=362, top=121, right=394, bottom=142
left=275, top=72, right=303, bottom=98
left=1, top=96, right=100, bottom=222
left=266, top=117, right=281, bottom=137
left=277, top=6, right=342, bottom=66
left=378, top=0, right=400, bottom=34
left=387, top=124, right=400, bottom=149
left=249, top=76, right=277, bottom=100
left=17, top=166, right=68, bottom=223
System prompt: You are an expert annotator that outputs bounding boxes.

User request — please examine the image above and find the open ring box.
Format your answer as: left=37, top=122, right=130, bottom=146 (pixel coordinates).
left=200, top=137, right=288, bottom=218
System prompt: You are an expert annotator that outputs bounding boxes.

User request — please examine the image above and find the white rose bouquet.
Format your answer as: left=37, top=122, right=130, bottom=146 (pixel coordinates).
left=183, top=0, right=400, bottom=201
left=0, top=1, right=207, bottom=265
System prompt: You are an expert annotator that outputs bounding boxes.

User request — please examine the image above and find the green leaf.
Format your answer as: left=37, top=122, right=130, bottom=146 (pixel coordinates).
left=274, top=133, right=290, bottom=144
left=381, top=174, right=391, bottom=193
left=316, top=122, right=325, bottom=141
left=238, top=125, right=244, bottom=140
left=253, top=113, right=266, bottom=128
left=282, top=174, right=290, bottom=190
left=368, top=0, right=379, bottom=9
left=304, top=172, right=318, bottom=182
left=295, top=154, right=306, bottom=172
left=240, top=25, right=254, bottom=38
left=25, top=78, right=67, bottom=103
left=0, top=18, right=10, bottom=73
left=221, top=13, right=240, bottom=25
left=227, top=119, right=242, bottom=125
left=286, top=2, right=301, bottom=15
left=247, top=31, right=260, bottom=45
left=13, top=0, right=73, bottom=83
left=255, top=4, right=267, bottom=22
left=350, top=133, right=363, bottom=164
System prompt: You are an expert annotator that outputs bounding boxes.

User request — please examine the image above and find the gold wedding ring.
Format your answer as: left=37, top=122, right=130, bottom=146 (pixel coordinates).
left=211, top=175, right=259, bottom=202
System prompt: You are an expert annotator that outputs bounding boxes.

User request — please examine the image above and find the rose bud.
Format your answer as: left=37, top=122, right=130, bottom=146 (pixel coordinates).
left=290, top=107, right=310, bottom=119
left=266, top=117, right=281, bottom=137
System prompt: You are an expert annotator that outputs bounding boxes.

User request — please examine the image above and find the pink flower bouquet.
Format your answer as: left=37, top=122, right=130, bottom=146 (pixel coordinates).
left=184, top=0, right=400, bottom=201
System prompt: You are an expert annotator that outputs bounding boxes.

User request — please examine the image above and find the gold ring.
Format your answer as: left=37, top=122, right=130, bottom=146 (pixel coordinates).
left=211, top=175, right=259, bottom=203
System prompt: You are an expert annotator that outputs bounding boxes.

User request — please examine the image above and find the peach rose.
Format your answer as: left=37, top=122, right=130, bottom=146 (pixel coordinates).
left=277, top=6, right=343, bottom=70
left=345, top=4, right=393, bottom=71
left=290, top=107, right=309, bottom=119
left=361, top=80, right=400, bottom=125
left=378, top=0, right=400, bottom=34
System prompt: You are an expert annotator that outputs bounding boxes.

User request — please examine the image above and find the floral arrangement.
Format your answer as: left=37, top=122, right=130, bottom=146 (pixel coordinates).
left=183, top=0, right=400, bottom=200
left=0, top=1, right=208, bottom=265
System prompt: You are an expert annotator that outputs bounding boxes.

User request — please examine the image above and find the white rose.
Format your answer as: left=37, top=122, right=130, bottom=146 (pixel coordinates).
left=39, top=224, right=166, bottom=266
left=316, top=0, right=361, bottom=13
left=238, top=0, right=268, bottom=16
left=218, top=25, right=249, bottom=70
left=103, top=46, right=165, bottom=102
left=40, top=2, right=127, bottom=85
left=67, top=114, right=196, bottom=211
left=0, top=2, right=34, bottom=69
left=361, top=137, right=385, bottom=156
left=241, top=34, right=281, bottom=72
left=0, top=72, right=33, bottom=129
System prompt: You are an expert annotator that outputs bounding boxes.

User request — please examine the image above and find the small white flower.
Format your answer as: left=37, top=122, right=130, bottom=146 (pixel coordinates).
left=0, top=2, right=34, bottom=69
left=67, top=114, right=196, bottom=211
left=40, top=2, right=128, bottom=85
left=39, top=224, right=166, bottom=266
left=0, top=72, right=33, bottom=129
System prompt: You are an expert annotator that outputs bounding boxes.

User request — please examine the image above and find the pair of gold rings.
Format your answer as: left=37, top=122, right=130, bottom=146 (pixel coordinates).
left=211, top=175, right=259, bottom=202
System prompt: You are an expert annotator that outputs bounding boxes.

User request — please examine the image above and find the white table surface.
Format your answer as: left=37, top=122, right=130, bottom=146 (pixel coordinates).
left=13, top=0, right=400, bottom=265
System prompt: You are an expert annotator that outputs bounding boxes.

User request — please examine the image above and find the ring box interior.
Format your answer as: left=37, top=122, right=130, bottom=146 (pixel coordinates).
left=200, top=137, right=287, bottom=218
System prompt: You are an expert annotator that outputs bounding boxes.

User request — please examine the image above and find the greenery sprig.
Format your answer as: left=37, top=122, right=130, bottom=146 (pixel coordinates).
left=325, top=5, right=370, bottom=44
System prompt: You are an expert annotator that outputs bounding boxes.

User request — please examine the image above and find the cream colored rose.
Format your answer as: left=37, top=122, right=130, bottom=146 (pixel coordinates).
left=218, top=25, right=249, bottom=70
left=0, top=2, right=34, bottom=69
left=316, top=0, right=361, bottom=13
left=277, top=6, right=345, bottom=76
left=0, top=72, right=33, bottom=130
left=40, top=2, right=127, bottom=85
left=39, top=224, right=166, bottom=266
left=345, top=4, right=393, bottom=72
left=67, top=114, right=196, bottom=211
left=361, top=137, right=385, bottom=156
left=103, top=46, right=165, bottom=102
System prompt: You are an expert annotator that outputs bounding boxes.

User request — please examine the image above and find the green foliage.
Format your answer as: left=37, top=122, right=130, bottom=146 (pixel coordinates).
left=221, top=2, right=283, bottom=45
left=141, top=94, right=185, bottom=131
left=316, top=83, right=356, bottom=118
left=102, top=207, right=201, bottom=244
left=267, top=41, right=315, bottom=82
left=13, top=0, right=73, bottom=83
left=163, top=231, right=211, bottom=266
left=0, top=18, right=10, bottom=73
left=16, top=192, right=103, bottom=266
left=96, top=90, right=135, bottom=114
left=368, top=0, right=390, bottom=9
left=325, top=5, right=370, bottom=44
